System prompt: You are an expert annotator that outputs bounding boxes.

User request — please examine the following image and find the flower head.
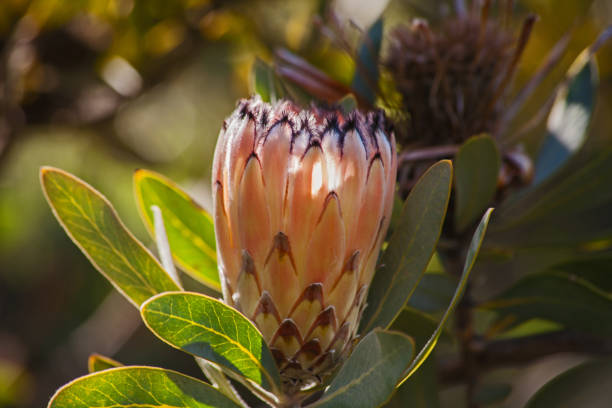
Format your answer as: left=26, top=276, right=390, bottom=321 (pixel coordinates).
left=385, top=14, right=517, bottom=145
left=212, top=96, right=396, bottom=390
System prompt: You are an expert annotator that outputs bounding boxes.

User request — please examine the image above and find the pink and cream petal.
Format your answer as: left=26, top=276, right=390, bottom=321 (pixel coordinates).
left=304, top=192, right=346, bottom=292
left=238, top=155, right=271, bottom=270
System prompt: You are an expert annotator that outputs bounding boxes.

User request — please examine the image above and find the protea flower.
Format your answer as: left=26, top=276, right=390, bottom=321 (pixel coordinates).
left=212, top=96, right=397, bottom=391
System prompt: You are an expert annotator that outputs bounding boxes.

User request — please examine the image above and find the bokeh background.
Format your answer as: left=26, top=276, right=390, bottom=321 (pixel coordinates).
left=0, top=0, right=611, bottom=407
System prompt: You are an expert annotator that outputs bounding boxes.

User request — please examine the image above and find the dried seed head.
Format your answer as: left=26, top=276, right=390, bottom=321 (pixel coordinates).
left=212, top=95, right=397, bottom=391
left=385, top=3, right=539, bottom=198
left=385, top=9, right=522, bottom=146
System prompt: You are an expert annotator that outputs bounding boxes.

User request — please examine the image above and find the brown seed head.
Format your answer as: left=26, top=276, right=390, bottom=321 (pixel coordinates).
left=385, top=11, right=518, bottom=145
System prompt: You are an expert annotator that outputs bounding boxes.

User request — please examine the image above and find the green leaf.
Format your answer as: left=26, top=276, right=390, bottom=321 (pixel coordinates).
left=309, top=329, right=415, bottom=408
left=525, top=358, right=612, bottom=408
left=454, top=135, right=500, bottom=232
left=488, top=148, right=612, bottom=247
left=40, top=167, right=180, bottom=307
left=360, top=160, right=452, bottom=333
left=352, top=17, right=383, bottom=104
left=481, top=271, right=612, bottom=336
left=400, top=208, right=493, bottom=384
left=492, top=318, right=562, bottom=340
left=251, top=58, right=283, bottom=103
left=140, top=292, right=281, bottom=393
left=133, top=169, right=219, bottom=291
left=533, top=49, right=598, bottom=185
left=384, top=358, right=440, bottom=408
left=87, top=354, right=122, bottom=373
left=408, top=273, right=457, bottom=314
left=48, top=366, right=242, bottom=408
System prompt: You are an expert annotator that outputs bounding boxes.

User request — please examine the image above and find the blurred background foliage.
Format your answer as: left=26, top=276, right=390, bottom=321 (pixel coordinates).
left=0, top=0, right=611, bottom=407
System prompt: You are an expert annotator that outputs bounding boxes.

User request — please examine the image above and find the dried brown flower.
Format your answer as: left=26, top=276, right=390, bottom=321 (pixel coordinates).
left=385, top=4, right=535, bottom=146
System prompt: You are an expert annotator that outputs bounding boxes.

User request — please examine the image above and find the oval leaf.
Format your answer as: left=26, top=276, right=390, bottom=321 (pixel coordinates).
left=360, top=160, right=452, bottom=333
left=309, top=329, right=414, bottom=408
left=87, top=354, right=122, bottom=373
left=140, top=292, right=281, bottom=393
left=40, top=167, right=180, bottom=307
left=525, top=358, right=612, bottom=408
left=533, top=49, right=598, bottom=185
left=134, top=170, right=219, bottom=290
left=48, top=366, right=241, bottom=408
left=481, top=271, right=612, bottom=336
left=400, top=208, right=493, bottom=384
left=454, top=134, right=500, bottom=232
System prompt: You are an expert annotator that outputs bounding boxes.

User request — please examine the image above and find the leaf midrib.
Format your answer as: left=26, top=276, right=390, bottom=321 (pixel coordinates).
left=49, top=175, right=160, bottom=297
left=144, top=307, right=276, bottom=390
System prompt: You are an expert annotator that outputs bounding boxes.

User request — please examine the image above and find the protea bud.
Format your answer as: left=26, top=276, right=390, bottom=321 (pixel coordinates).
left=212, top=96, right=396, bottom=391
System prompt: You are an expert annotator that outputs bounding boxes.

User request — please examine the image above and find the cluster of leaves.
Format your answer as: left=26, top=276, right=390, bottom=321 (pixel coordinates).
left=40, top=159, right=490, bottom=407
left=252, top=8, right=612, bottom=406
left=15, top=0, right=612, bottom=406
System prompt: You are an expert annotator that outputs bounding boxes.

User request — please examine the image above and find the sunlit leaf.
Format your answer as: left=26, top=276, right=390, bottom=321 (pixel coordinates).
left=533, top=49, right=598, bottom=185
left=454, top=135, right=500, bottom=232
left=352, top=17, right=383, bottom=104
left=252, top=58, right=282, bottom=103
left=40, top=167, right=180, bottom=307
left=310, top=329, right=414, bottom=408
left=48, top=366, right=241, bottom=408
left=400, top=208, right=493, bottom=384
left=87, top=354, right=122, bottom=373
left=140, top=292, right=281, bottom=393
left=133, top=169, right=219, bottom=291
left=360, top=160, right=452, bottom=333
left=481, top=271, right=612, bottom=336
left=525, top=358, right=612, bottom=408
